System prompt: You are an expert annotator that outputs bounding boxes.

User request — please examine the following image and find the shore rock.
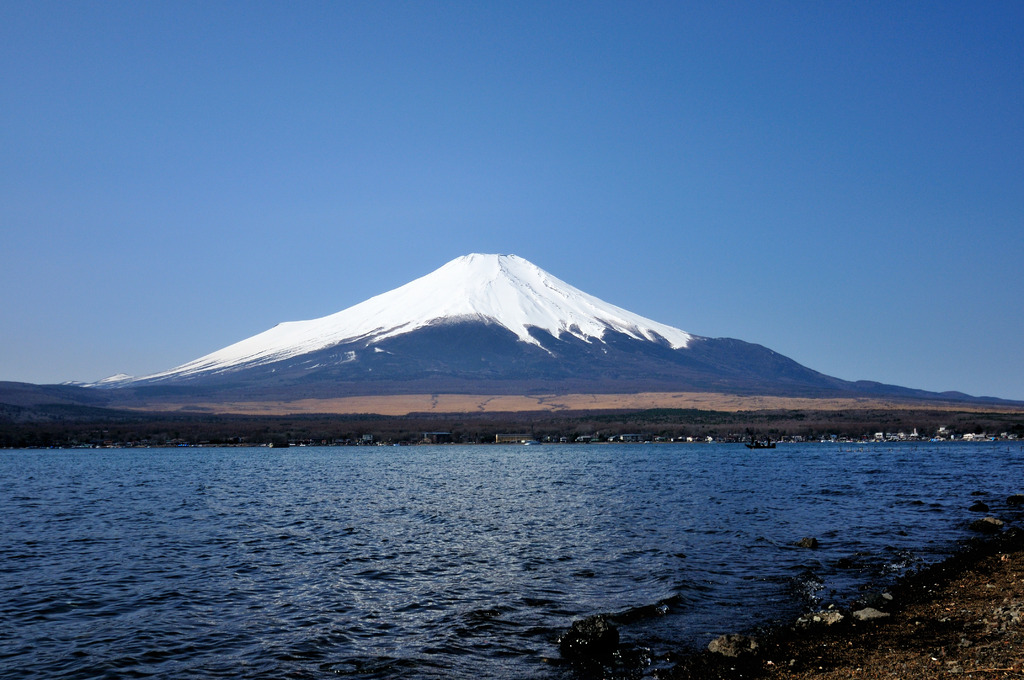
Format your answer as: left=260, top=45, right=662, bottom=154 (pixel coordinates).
left=852, top=607, right=890, bottom=621
left=970, top=517, right=1004, bottom=534
left=708, top=633, right=759, bottom=657
left=796, top=609, right=845, bottom=628
left=559, top=615, right=619, bottom=661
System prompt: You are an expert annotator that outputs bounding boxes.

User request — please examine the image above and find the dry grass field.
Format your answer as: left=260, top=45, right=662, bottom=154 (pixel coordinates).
left=127, top=392, right=1024, bottom=417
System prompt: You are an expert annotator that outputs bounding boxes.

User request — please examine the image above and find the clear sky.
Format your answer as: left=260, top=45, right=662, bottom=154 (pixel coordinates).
left=2, top=2, right=1022, bottom=400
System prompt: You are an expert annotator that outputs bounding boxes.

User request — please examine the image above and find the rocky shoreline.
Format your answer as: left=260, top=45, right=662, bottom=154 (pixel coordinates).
left=557, top=504, right=1024, bottom=679
left=662, top=526, right=1024, bottom=679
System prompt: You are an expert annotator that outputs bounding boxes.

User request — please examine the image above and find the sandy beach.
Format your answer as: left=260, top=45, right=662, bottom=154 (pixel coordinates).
left=663, top=528, right=1024, bottom=679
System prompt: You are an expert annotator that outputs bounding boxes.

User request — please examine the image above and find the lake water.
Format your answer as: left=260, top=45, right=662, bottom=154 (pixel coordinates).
left=2, top=442, right=1022, bottom=679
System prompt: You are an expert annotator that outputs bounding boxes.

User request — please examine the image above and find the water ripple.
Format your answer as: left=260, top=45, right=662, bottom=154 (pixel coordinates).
left=1, top=442, right=1022, bottom=678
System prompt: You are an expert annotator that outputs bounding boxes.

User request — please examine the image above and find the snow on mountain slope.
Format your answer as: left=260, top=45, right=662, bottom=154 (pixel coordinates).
left=126, top=254, right=694, bottom=383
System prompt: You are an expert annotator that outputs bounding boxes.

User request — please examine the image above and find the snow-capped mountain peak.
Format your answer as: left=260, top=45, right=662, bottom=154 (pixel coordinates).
left=78, top=254, right=977, bottom=403
left=108, top=254, right=694, bottom=383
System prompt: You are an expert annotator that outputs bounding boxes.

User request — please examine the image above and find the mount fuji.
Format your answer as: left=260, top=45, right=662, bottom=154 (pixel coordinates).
left=90, top=254, right=961, bottom=403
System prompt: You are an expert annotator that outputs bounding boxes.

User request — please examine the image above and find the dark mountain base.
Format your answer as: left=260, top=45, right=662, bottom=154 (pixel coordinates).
left=97, top=322, right=1014, bottom=407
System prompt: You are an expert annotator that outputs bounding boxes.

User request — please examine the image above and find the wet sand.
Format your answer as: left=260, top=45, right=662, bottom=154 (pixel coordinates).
left=663, top=529, right=1024, bottom=679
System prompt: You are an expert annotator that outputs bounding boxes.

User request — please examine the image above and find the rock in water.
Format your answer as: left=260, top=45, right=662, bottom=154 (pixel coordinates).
left=559, top=615, right=619, bottom=661
left=970, top=517, right=1004, bottom=534
left=858, top=591, right=895, bottom=610
left=795, top=537, right=819, bottom=549
left=708, top=633, right=759, bottom=657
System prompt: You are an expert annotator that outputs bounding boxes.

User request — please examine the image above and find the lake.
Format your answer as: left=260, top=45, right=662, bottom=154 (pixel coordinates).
left=2, top=442, right=1022, bottom=678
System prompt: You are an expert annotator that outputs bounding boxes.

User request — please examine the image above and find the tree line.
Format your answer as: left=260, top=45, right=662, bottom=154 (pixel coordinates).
left=2, top=407, right=1022, bottom=449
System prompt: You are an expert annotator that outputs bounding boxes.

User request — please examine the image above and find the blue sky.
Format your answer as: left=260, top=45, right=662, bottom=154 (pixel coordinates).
left=2, top=1, right=1022, bottom=400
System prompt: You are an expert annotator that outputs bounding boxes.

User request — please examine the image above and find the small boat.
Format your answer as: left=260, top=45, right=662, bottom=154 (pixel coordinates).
left=745, top=436, right=776, bottom=449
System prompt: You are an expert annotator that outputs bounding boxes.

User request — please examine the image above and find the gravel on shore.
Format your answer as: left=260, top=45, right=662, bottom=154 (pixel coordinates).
left=662, top=528, right=1024, bottom=679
